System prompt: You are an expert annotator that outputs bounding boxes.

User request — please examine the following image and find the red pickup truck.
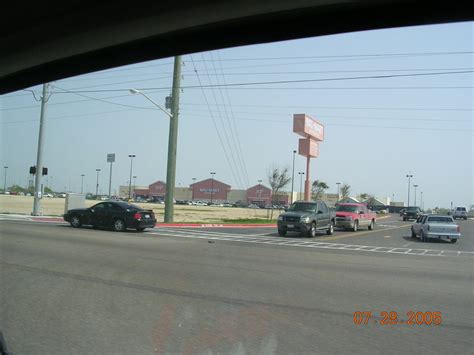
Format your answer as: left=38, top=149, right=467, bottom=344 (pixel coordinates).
left=334, top=203, right=377, bottom=231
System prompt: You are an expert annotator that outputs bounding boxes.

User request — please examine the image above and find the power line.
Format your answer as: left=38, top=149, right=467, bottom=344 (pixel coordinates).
left=199, top=52, right=246, bottom=189
left=215, top=50, right=251, bottom=188
left=37, top=70, right=472, bottom=94
left=208, top=51, right=250, bottom=188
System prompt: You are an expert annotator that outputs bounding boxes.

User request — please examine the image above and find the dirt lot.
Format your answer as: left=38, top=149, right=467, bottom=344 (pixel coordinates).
left=0, top=195, right=280, bottom=223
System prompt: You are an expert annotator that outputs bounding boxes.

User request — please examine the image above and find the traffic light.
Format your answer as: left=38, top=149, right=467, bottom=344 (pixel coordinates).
left=42, top=167, right=48, bottom=176
left=29, top=166, right=36, bottom=174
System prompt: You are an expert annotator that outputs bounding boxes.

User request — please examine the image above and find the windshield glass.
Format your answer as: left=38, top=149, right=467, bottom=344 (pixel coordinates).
left=1, top=19, right=472, bottom=355
left=335, top=205, right=358, bottom=212
left=288, top=202, right=317, bottom=212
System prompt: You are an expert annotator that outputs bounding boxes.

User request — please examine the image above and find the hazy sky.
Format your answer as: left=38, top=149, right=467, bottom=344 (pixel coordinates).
left=1, top=22, right=473, bottom=209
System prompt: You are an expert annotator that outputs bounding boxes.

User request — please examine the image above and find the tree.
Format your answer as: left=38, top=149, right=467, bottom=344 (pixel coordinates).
left=268, top=166, right=291, bottom=219
left=340, top=184, right=351, bottom=200
left=358, top=193, right=369, bottom=202
left=311, top=180, right=329, bottom=201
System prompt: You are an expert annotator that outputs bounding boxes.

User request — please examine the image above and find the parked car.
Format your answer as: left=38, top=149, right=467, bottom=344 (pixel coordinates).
left=334, top=203, right=377, bottom=231
left=277, top=201, right=335, bottom=237
left=401, top=206, right=422, bottom=221
left=452, top=206, right=468, bottom=220
left=63, top=201, right=156, bottom=232
left=411, top=214, right=461, bottom=243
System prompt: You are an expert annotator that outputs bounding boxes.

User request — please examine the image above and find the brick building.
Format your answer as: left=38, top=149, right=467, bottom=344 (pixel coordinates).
left=246, top=184, right=271, bottom=205
left=190, top=178, right=231, bottom=202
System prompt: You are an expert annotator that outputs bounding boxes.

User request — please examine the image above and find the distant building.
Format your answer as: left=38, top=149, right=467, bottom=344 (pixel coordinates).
left=190, top=178, right=231, bottom=202
left=246, top=184, right=272, bottom=206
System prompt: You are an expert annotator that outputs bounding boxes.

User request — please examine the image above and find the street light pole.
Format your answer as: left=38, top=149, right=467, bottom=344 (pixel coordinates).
left=95, top=169, right=101, bottom=199
left=298, top=172, right=305, bottom=200
left=128, top=154, right=135, bottom=200
left=133, top=175, right=137, bottom=198
left=413, top=184, right=419, bottom=206
left=192, top=177, right=196, bottom=200
left=80, top=174, right=85, bottom=194
left=420, top=191, right=424, bottom=210
left=336, top=182, right=341, bottom=202
left=406, top=174, right=413, bottom=206
left=290, top=150, right=296, bottom=204
left=3, top=166, right=7, bottom=192
left=32, top=83, right=50, bottom=215
left=210, top=172, right=216, bottom=204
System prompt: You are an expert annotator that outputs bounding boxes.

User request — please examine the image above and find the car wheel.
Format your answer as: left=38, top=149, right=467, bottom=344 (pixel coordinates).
left=421, top=231, right=427, bottom=242
left=326, top=222, right=334, bottom=235
left=113, top=218, right=126, bottom=232
left=411, top=228, right=417, bottom=238
left=278, top=228, right=286, bottom=237
left=307, top=222, right=316, bottom=238
left=451, top=238, right=457, bottom=243
left=368, top=220, right=374, bottom=230
left=137, top=228, right=145, bottom=232
left=464, top=217, right=467, bottom=220
left=402, top=217, right=406, bottom=221
left=352, top=220, right=359, bottom=232
left=70, top=215, right=82, bottom=228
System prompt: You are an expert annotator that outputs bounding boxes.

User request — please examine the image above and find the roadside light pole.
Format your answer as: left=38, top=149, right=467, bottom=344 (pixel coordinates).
left=298, top=172, right=305, bottom=200
left=3, top=166, right=7, bottom=192
left=420, top=191, right=424, bottom=210
left=336, top=182, right=341, bottom=202
left=133, top=175, right=137, bottom=198
left=413, top=184, right=419, bottom=206
left=406, top=174, right=413, bottom=206
left=95, top=169, right=101, bottom=199
left=80, top=174, right=85, bottom=194
left=210, top=172, right=216, bottom=204
left=192, top=177, right=196, bottom=200
left=128, top=154, right=135, bottom=200
left=290, top=150, right=296, bottom=204
left=129, top=56, right=181, bottom=222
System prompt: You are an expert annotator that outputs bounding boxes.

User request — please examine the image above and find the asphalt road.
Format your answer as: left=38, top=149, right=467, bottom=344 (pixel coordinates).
left=1, top=216, right=473, bottom=354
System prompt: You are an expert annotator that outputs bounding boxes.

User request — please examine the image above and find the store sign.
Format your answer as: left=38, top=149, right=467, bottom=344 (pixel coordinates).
left=298, top=138, right=319, bottom=158
left=293, top=114, right=324, bottom=141
left=200, top=188, right=219, bottom=193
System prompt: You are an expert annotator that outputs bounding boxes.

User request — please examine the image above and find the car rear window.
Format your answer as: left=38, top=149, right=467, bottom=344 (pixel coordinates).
left=456, top=207, right=466, bottom=211
left=427, top=217, right=453, bottom=223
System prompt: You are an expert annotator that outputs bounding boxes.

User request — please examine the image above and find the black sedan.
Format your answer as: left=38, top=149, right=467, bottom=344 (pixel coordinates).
left=64, top=201, right=156, bottom=232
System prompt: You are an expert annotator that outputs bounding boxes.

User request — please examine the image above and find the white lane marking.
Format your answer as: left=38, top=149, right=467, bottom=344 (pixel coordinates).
left=146, top=231, right=474, bottom=258
left=384, top=236, right=392, bottom=238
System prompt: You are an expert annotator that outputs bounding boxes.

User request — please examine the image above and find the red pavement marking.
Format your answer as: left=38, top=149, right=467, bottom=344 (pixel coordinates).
left=26, top=217, right=275, bottom=228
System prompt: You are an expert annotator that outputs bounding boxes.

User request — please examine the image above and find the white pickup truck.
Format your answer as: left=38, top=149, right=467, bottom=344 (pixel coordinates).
left=411, top=214, right=461, bottom=243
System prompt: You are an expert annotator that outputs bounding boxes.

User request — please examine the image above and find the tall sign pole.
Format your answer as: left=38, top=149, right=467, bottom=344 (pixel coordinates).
left=107, top=153, right=115, bottom=198
left=32, top=83, right=50, bottom=215
left=293, top=114, right=324, bottom=201
left=164, top=56, right=182, bottom=222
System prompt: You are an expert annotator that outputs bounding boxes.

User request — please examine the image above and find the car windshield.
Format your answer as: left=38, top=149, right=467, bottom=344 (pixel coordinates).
left=427, top=216, right=453, bottom=223
left=288, top=203, right=317, bottom=212
left=335, top=205, right=358, bottom=212
left=1, top=17, right=472, bottom=355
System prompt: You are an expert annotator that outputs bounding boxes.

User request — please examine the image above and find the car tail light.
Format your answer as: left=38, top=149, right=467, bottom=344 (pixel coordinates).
left=133, top=213, right=141, bottom=220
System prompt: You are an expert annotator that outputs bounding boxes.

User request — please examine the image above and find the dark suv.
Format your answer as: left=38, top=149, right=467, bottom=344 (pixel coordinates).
left=277, top=201, right=335, bottom=237
left=402, top=206, right=422, bottom=221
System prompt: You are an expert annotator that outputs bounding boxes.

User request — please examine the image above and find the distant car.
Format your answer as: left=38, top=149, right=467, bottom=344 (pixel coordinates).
left=402, top=206, right=422, bottom=221
left=399, top=208, right=405, bottom=216
left=452, top=206, right=468, bottom=220
left=64, top=201, right=156, bottom=232
left=411, top=214, right=461, bottom=243
left=44, top=193, right=53, bottom=198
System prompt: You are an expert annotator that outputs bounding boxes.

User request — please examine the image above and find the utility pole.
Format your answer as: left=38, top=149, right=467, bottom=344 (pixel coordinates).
left=336, top=182, right=341, bottom=202
left=3, top=166, right=7, bottom=192
left=290, top=150, right=296, bottom=204
left=406, top=174, right=413, bottom=207
left=32, top=83, right=50, bottom=215
left=210, top=172, right=216, bottom=204
left=413, top=184, right=419, bottom=206
left=164, top=56, right=182, bottom=222
left=95, top=169, right=101, bottom=199
left=128, top=154, right=135, bottom=200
